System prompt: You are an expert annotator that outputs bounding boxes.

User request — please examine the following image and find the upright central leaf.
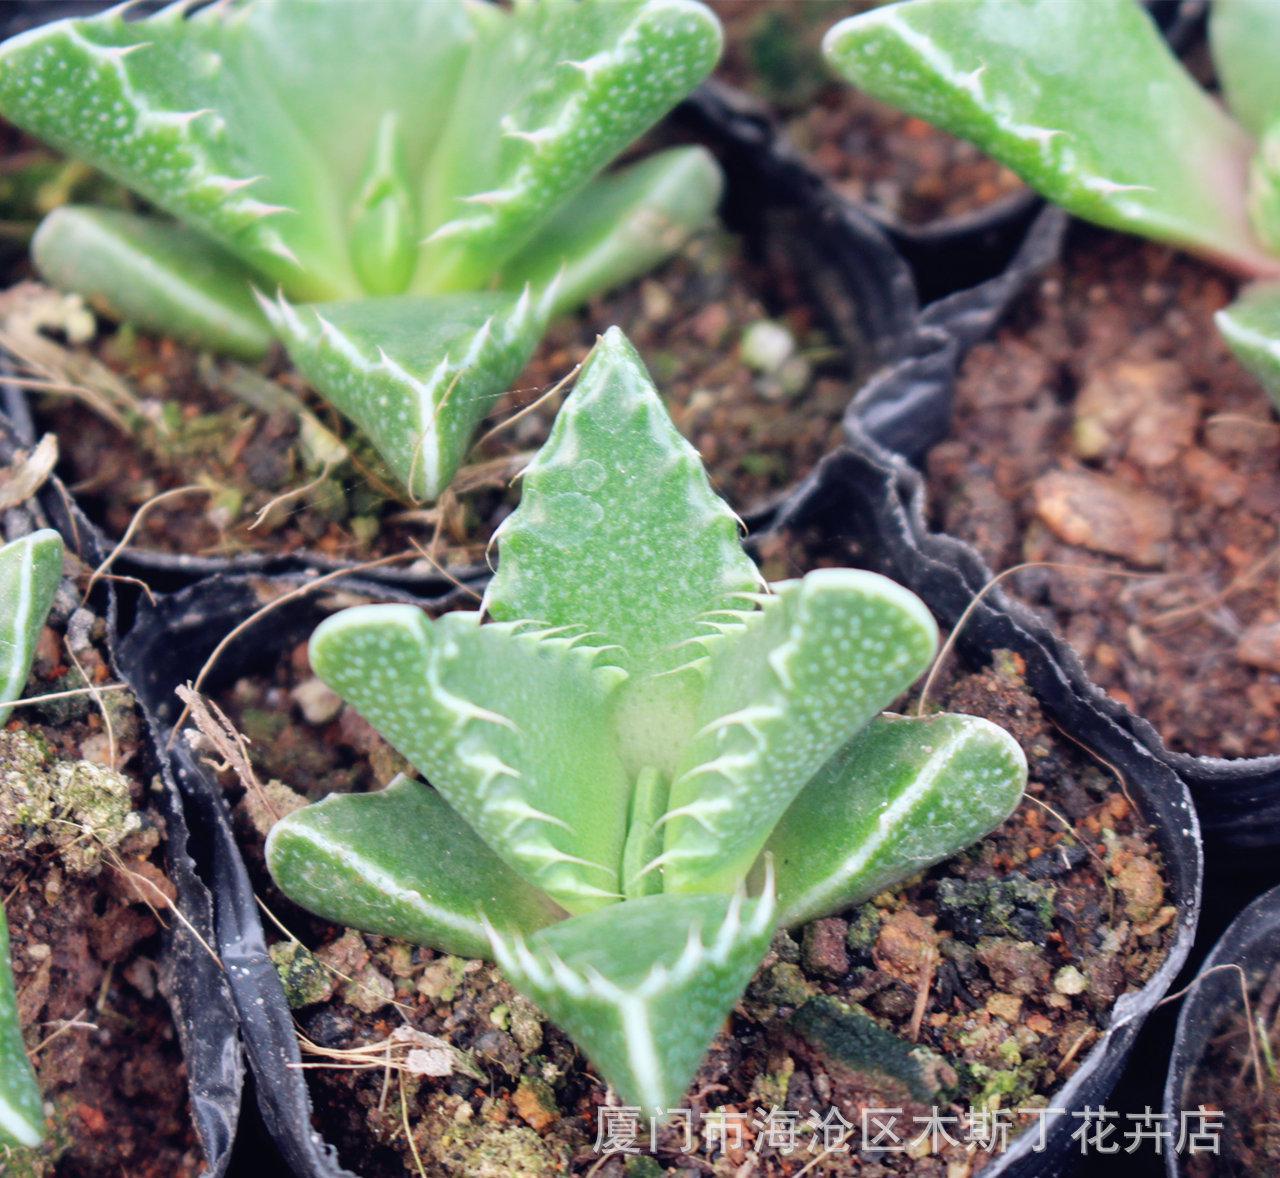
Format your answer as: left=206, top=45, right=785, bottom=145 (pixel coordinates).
left=485, top=328, right=759, bottom=677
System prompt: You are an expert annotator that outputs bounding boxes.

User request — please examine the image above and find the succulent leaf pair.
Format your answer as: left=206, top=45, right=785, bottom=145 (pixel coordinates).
left=825, top=0, right=1280, bottom=406
left=0, top=0, right=725, bottom=498
left=266, top=329, right=1027, bottom=1112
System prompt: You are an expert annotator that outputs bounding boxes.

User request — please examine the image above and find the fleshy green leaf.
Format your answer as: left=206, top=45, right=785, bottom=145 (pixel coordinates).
left=260, top=287, right=550, bottom=501
left=1210, top=0, right=1280, bottom=140
left=485, top=326, right=759, bottom=678
left=0, top=530, right=63, bottom=727
left=418, top=0, right=722, bottom=291
left=488, top=885, right=775, bottom=1113
left=309, top=605, right=631, bottom=914
left=823, top=0, right=1278, bottom=276
left=499, top=146, right=724, bottom=318
left=0, top=902, right=43, bottom=1149
left=1216, top=281, right=1280, bottom=409
left=0, top=0, right=724, bottom=500
left=265, top=775, right=565, bottom=959
left=0, top=0, right=472, bottom=300
left=766, top=714, right=1027, bottom=928
left=32, top=206, right=270, bottom=359
left=656, top=571, right=939, bottom=896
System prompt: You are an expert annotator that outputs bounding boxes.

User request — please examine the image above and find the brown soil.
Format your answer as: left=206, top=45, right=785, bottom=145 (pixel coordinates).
left=709, top=0, right=1026, bottom=225
left=24, top=223, right=846, bottom=568
left=926, top=229, right=1280, bottom=762
left=1183, top=961, right=1280, bottom=1177
left=202, top=561, right=1174, bottom=1176
left=0, top=599, right=200, bottom=1176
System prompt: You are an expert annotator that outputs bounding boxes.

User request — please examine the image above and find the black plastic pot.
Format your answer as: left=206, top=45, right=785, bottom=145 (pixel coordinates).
left=754, top=0, right=1203, bottom=308
left=115, top=572, right=468, bottom=1178
left=1164, top=881, right=1280, bottom=1177
left=0, top=1, right=1066, bottom=596
left=110, top=448, right=1201, bottom=1177
left=771, top=429, right=1202, bottom=1177
left=0, top=413, right=241, bottom=1176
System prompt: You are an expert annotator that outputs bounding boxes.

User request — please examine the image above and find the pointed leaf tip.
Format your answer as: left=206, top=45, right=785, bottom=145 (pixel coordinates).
left=265, top=775, right=564, bottom=959
left=489, top=887, right=775, bottom=1113
left=486, top=328, right=758, bottom=676
left=0, top=530, right=63, bottom=726
left=768, top=712, right=1027, bottom=927
left=0, top=903, right=43, bottom=1149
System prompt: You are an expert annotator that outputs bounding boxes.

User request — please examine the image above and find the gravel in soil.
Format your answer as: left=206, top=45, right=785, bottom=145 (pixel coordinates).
left=926, top=228, right=1280, bottom=762
left=709, top=0, right=1025, bottom=226
left=0, top=591, right=200, bottom=1177
left=201, top=562, right=1174, bottom=1176
left=19, top=221, right=846, bottom=568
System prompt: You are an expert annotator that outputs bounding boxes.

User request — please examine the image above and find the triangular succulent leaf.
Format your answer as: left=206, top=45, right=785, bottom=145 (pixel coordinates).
left=659, top=571, right=939, bottom=896
left=417, top=0, right=722, bottom=290
left=485, top=327, right=759, bottom=677
left=33, top=206, right=270, bottom=359
left=261, top=289, right=549, bottom=501
left=0, top=0, right=473, bottom=300
left=765, top=714, right=1027, bottom=928
left=1210, top=0, right=1280, bottom=140
left=265, top=775, right=566, bottom=959
left=0, top=903, right=43, bottom=1149
left=498, top=146, right=724, bottom=318
left=0, top=530, right=63, bottom=727
left=0, top=0, right=724, bottom=500
left=1216, top=281, right=1280, bottom=410
left=488, top=885, right=775, bottom=1114
left=309, top=605, right=631, bottom=914
left=824, top=0, right=1278, bottom=276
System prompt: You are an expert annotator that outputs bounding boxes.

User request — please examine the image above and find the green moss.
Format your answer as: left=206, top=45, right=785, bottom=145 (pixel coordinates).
left=418, top=955, right=467, bottom=1003
left=625, top=1157, right=665, bottom=1178
left=0, top=730, right=138, bottom=873
left=964, top=1057, right=1042, bottom=1111
left=238, top=708, right=288, bottom=748
left=429, top=1121, right=568, bottom=1177
left=844, top=905, right=882, bottom=960
left=269, top=941, right=333, bottom=1008
left=789, top=995, right=937, bottom=1103
left=935, top=874, right=1056, bottom=942
left=746, top=961, right=814, bottom=1018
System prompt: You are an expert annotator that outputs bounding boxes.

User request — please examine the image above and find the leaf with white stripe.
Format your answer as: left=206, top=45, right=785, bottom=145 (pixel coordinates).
left=261, top=288, right=549, bottom=500
left=0, top=530, right=63, bottom=726
left=658, top=570, right=938, bottom=896
left=1217, top=282, right=1280, bottom=410
left=497, top=146, right=724, bottom=318
left=419, top=0, right=721, bottom=290
left=309, top=605, right=631, bottom=914
left=0, top=902, right=43, bottom=1149
left=766, top=714, right=1026, bottom=928
left=824, top=0, right=1277, bottom=275
left=265, top=775, right=565, bottom=959
left=489, top=883, right=775, bottom=1114
left=33, top=206, right=270, bottom=359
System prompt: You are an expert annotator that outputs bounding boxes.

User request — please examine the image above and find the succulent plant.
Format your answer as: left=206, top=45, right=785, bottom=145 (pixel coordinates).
left=0, top=530, right=63, bottom=726
left=0, top=0, right=724, bottom=498
left=0, top=902, right=43, bottom=1150
left=824, top=0, right=1280, bottom=407
left=265, top=327, right=1027, bottom=1112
